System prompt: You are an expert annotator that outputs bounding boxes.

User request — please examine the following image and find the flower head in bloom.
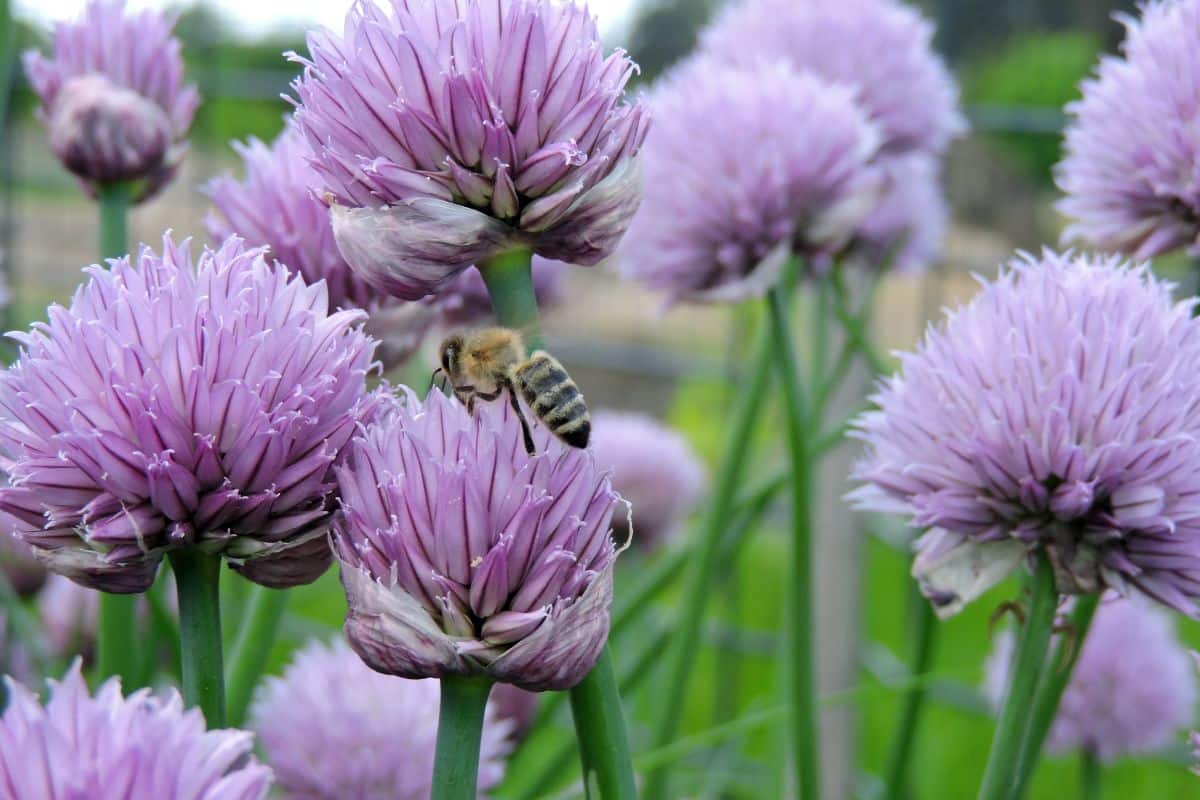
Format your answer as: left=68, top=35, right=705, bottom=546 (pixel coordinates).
left=289, top=0, right=649, bottom=301
left=589, top=410, right=705, bottom=550
left=0, top=661, right=272, bottom=799
left=251, top=638, right=511, bottom=799
left=1057, top=0, right=1200, bottom=259
left=334, top=388, right=623, bottom=690
left=23, top=0, right=199, bottom=202
left=0, top=235, right=378, bottom=593
left=851, top=251, right=1200, bottom=617
left=985, top=595, right=1197, bottom=761
left=700, top=0, right=964, bottom=157
left=620, top=57, right=880, bottom=302
left=849, top=153, right=948, bottom=273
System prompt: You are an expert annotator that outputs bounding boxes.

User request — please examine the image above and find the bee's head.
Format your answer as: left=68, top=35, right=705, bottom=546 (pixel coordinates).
left=439, top=335, right=464, bottom=376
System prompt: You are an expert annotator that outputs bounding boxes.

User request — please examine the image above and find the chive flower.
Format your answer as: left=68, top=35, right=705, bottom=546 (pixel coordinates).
left=619, top=57, right=880, bottom=302
left=1058, top=0, right=1200, bottom=259
left=851, top=250, right=1200, bottom=617
left=23, top=0, right=199, bottom=202
left=985, top=595, right=1197, bottom=761
left=0, top=661, right=273, bottom=798
left=250, top=638, right=513, bottom=798
left=334, top=388, right=623, bottom=690
left=0, top=235, right=378, bottom=594
left=289, top=0, right=649, bottom=302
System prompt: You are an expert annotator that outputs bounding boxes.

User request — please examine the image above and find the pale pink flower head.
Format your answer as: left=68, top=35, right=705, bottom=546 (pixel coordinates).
left=0, top=235, right=379, bottom=593
left=23, top=0, right=199, bottom=202
left=986, top=595, right=1197, bottom=761
left=333, top=388, right=624, bottom=691
left=251, top=638, right=512, bottom=799
left=0, top=661, right=273, bottom=798
left=289, top=0, right=649, bottom=301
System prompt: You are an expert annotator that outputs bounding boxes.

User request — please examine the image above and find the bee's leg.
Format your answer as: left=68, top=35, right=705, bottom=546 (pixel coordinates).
left=500, top=378, right=536, bottom=455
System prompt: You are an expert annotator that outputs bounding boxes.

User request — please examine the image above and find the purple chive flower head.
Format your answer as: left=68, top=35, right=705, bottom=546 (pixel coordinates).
left=23, top=0, right=199, bottom=202
left=849, top=153, right=948, bottom=273
left=289, top=0, right=649, bottom=301
left=620, top=57, right=881, bottom=302
left=589, top=410, right=706, bottom=550
left=1057, top=0, right=1200, bottom=259
left=334, top=388, right=624, bottom=691
left=700, top=0, right=964, bottom=157
left=851, top=251, right=1200, bottom=617
left=986, top=595, right=1197, bottom=761
left=0, top=661, right=273, bottom=798
left=0, top=235, right=378, bottom=594
left=251, top=638, right=512, bottom=798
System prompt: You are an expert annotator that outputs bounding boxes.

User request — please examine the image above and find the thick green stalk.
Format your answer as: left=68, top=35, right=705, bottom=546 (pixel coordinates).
left=643, top=317, right=774, bottom=799
left=479, top=247, right=635, bottom=799
left=569, top=648, right=638, bottom=800
left=478, top=248, right=542, bottom=347
left=976, top=556, right=1057, bottom=800
left=170, top=551, right=226, bottom=727
left=882, top=586, right=939, bottom=800
left=432, top=676, right=493, bottom=800
left=225, top=586, right=289, bottom=726
left=767, top=272, right=819, bottom=800
left=93, top=182, right=138, bottom=689
left=1009, top=593, right=1100, bottom=799
left=1078, top=749, right=1101, bottom=800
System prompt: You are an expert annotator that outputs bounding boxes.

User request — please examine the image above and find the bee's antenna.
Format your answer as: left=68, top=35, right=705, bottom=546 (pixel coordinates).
left=429, top=367, right=444, bottom=392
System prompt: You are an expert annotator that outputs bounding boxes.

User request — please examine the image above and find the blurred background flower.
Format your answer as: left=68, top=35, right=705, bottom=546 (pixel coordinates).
left=289, top=0, right=649, bottom=301
left=251, top=637, right=513, bottom=799
left=22, top=0, right=199, bottom=202
left=852, top=251, right=1200, bottom=617
left=589, top=409, right=705, bottom=551
left=620, top=57, right=881, bottom=302
left=985, top=594, right=1197, bottom=762
left=0, top=661, right=273, bottom=797
left=1057, top=0, right=1200, bottom=259
left=334, top=388, right=622, bottom=691
left=0, top=235, right=378, bottom=593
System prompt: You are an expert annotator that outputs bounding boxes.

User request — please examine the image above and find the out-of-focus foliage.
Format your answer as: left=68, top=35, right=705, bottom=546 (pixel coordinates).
left=964, top=31, right=1101, bottom=186
left=625, top=0, right=719, bottom=82
left=930, top=0, right=1135, bottom=61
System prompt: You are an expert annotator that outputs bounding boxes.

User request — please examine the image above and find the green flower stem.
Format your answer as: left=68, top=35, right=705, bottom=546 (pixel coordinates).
left=170, top=550, right=226, bottom=727
left=432, top=676, right=493, bottom=800
left=1078, top=749, right=1101, bottom=800
left=643, top=314, right=774, bottom=799
left=93, top=182, right=139, bottom=689
left=478, top=246, right=635, bottom=800
left=1010, top=593, right=1100, bottom=799
left=976, top=555, right=1057, bottom=800
left=569, top=648, right=638, bottom=800
left=882, top=585, right=939, bottom=800
left=225, top=586, right=289, bottom=726
left=767, top=262, right=820, bottom=800
left=478, top=248, right=542, bottom=348
left=830, top=269, right=888, bottom=376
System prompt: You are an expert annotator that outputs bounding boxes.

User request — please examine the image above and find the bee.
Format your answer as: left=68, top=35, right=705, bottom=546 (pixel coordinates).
left=435, top=327, right=590, bottom=455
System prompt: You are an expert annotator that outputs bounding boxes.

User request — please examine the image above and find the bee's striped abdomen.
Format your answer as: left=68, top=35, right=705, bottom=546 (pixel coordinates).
left=514, top=351, right=590, bottom=449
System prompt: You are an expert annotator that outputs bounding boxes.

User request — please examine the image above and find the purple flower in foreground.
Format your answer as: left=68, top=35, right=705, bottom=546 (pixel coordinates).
left=849, top=153, right=949, bottom=273
left=23, top=0, right=199, bottom=202
left=289, top=0, right=649, bottom=301
left=334, top=388, right=623, bottom=690
left=0, top=662, right=272, bottom=799
left=1058, top=0, right=1200, bottom=259
left=620, top=57, right=880, bottom=302
left=986, top=595, right=1197, bottom=761
left=0, top=235, right=378, bottom=594
left=590, top=410, right=705, bottom=551
left=851, top=251, right=1200, bottom=617
left=700, top=0, right=964, bottom=157
left=251, top=638, right=512, bottom=799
